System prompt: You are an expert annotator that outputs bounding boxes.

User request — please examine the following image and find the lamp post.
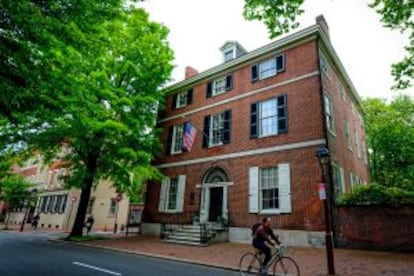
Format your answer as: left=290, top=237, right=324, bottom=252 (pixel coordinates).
left=316, top=145, right=335, bottom=275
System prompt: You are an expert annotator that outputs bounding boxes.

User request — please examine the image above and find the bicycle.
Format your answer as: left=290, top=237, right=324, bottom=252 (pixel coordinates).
left=239, top=244, right=300, bottom=275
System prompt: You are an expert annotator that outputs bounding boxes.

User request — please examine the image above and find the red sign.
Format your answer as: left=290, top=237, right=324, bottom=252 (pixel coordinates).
left=318, top=183, right=327, bottom=200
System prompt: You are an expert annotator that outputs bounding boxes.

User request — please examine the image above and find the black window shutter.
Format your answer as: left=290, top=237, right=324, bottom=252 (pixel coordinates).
left=250, top=103, right=259, bottom=138
left=277, top=94, right=288, bottom=133
left=166, top=126, right=174, bottom=155
left=202, top=116, right=210, bottom=148
left=223, top=110, right=232, bottom=144
left=172, top=94, right=177, bottom=110
left=187, top=88, right=193, bottom=105
left=276, top=54, right=285, bottom=73
left=225, top=75, right=233, bottom=91
left=251, top=64, right=259, bottom=82
left=206, top=82, right=213, bottom=98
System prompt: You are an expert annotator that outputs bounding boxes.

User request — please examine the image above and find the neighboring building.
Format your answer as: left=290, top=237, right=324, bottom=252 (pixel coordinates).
left=7, top=153, right=130, bottom=233
left=142, top=15, right=370, bottom=246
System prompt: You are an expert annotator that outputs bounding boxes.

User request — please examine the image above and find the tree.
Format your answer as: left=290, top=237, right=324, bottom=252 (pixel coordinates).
left=243, top=0, right=414, bottom=90
left=363, top=95, right=414, bottom=188
left=0, top=156, right=35, bottom=229
left=0, top=1, right=173, bottom=237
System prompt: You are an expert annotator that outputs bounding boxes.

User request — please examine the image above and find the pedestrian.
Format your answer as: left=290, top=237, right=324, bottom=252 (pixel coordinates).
left=85, top=216, right=94, bottom=235
left=31, top=214, right=40, bottom=230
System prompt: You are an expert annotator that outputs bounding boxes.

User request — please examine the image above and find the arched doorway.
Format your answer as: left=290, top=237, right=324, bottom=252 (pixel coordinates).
left=199, top=167, right=232, bottom=223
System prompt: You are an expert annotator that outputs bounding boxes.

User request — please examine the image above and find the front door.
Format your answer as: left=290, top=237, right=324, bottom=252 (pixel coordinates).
left=208, top=187, right=223, bottom=222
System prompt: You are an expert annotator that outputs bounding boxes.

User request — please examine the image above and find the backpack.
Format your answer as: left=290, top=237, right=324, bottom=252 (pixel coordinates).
left=251, top=223, right=261, bottom=237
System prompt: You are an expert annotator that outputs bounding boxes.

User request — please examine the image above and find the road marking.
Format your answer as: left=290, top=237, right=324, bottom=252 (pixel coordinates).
left=72, top=261, right=122, bottom=275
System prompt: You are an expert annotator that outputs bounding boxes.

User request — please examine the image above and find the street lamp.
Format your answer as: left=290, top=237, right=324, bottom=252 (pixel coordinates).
left=316, top=145, right=336, bottom=275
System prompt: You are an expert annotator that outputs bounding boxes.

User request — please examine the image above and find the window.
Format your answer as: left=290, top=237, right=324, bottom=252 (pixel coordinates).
left=172, top=89, right=193, bottom=109
left=355, top=130, right=361, bottom=158
left=320, top=52, right=330, bottom=77
left=58, top=194, right=67, bottom=214
left=332, top=164, right=345, bottom=197
left=251, top=54, right=285, bottom=82
left=47, top=195, right=55, bottom=213
left=171, top=124, right=184, bottom=154
left=350, top=172, right=358, bottom=191
left=338, top=82, right=346, bottom=101
left=362, top=140, right=368, bottom=164
left=250, top=95, right=287, bottom=138
left=210, top=113, right=225, bottom=146
left=206, top=75, right=233, bottom=98
left=260, top=167, right=279, bottom=210
left=158, top=175, right=186, bottom=213
left=52, top=195, right=62, bottom=214
left=248, top=164, right=291, bottom=214
left=203, top=110, right=232, bottom=148
left=324, top=93, right=335, bottom=134
left=109, top=198, right=117, bottom=216
left=167, top=178, right=178, bottom=210
left=345, top=120, right=352, bottom=150
left=40, top=197, right=47, bottom=213
left=224, top=48, right=235, bottom=62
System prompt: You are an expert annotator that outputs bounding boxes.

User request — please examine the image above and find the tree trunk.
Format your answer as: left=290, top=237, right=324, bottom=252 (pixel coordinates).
left=68, top=177, right=93, bottom=237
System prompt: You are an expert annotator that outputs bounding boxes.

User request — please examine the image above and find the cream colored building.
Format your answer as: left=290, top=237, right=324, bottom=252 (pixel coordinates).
left=7, top=154, right=130, bottom=233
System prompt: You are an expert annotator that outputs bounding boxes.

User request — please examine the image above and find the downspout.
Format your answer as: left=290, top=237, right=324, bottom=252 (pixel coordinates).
left=316, top=37, right=336, bottom=246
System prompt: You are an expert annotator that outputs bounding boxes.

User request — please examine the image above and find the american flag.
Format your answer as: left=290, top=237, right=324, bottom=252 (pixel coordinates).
left=183, top=121, right=197, bottom=151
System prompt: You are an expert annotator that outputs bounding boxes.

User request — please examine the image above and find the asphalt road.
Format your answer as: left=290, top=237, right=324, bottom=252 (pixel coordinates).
left=0, top=232, right=238, bottom=276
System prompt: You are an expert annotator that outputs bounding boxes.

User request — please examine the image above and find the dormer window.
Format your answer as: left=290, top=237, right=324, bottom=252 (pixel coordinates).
left=224, top=48, right=235, bottom=62
left=220, top=41, right=247, bottom=63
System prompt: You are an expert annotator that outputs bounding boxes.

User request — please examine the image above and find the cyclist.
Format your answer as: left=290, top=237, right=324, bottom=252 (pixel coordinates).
left=252, top=217, right=281, bottom=272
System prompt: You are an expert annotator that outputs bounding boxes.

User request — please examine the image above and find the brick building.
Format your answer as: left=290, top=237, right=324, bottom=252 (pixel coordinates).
left=143, top=15, right=370, bottom=246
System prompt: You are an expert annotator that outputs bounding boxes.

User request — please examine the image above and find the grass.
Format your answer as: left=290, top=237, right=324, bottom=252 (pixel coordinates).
left=63, top=235, right=109, bottom=242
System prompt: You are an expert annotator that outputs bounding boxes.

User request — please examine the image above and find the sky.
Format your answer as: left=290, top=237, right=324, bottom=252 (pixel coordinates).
left=138, top=0, right=412, bottom=101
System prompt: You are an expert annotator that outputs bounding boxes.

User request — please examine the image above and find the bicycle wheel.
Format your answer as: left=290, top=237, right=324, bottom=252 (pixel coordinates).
left=239, top=252, right=261, bottom=275
left=272, top=256, right=300, bottom=276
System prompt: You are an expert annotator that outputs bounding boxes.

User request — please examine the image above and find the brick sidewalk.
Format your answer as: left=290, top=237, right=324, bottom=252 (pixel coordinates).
left=82, top=234, right=414, bottom=276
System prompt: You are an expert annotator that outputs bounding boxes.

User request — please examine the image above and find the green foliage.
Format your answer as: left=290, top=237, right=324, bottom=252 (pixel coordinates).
left=64, top=235, right=109, bottom=242
left=242, top=0, right=414, bottom=90
left=0, top=174, right=35, bottom=208
left=243, top=0, right=304, bottom=38
left=0, top=1, right=173, bottom=236
left=369, top=0, right=414, bottom=90
left=338, top=183, right=414, bottom=206
left=362, top=95, right=414, bottom=187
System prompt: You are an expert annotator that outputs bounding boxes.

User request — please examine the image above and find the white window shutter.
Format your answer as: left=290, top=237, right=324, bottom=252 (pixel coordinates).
left=158, top=178, right=169, bottom=213
left=249, top=167, right=259, bottom=213
left=176, top=175, right=186, bottom=213
left=199, top=187, right=209, bottom=223
left=278, top=163, right=292, bottom=213
left=339, top=167, right=345, bottom=193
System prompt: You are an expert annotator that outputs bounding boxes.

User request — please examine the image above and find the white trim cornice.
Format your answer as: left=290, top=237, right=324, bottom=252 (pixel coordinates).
left=156, top=139, right=326, bottom=169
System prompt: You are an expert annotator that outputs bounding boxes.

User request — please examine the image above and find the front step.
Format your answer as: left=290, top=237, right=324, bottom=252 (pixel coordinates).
left=162, top=224, right=224, bottom=246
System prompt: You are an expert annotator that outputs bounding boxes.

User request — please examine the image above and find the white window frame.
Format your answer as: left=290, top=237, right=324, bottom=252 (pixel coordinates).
left=259, top=98, right=278, bottom=137
left=355, top=130, right=361, bottom=159
left=324, top=93, right=335, bottom=135
left=362, top=140, right=368, bottom=164
left=320, top=52, right=330, bottom=77
left=212, top=76, right=226, bottom=96
left=171, top=124, right=184, bottom=154
left=158, top=176, right=186, bottom=213
left=209, top=112, right=225, bottom=146
left=223, top=47, right=236, bottom=62
left=345, top=120, right=352, bottom=150
left=332, top=164, right=345, bottom=197
left=339, top=82, right=346, bottom=101
left=249, top=164, right=291, bottom=214
left=175, top=91, right=188, bottom=108
left=166, top=178, right=178, bottom=211
left=109, top=198, right=117, bottom=217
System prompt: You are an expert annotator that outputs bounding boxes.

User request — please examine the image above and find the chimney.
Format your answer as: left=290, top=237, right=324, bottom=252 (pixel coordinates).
left=316, top=15, right=330, bottom=40
left=185, top=66, right=199, bottom=79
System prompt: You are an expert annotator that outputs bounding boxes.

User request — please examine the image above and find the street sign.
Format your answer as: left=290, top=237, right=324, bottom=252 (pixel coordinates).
left=318, top=183, right=327, bottom=200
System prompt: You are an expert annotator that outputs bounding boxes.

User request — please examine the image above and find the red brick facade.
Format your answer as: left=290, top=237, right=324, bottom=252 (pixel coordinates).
left=144, top=17, right=370, bottom=239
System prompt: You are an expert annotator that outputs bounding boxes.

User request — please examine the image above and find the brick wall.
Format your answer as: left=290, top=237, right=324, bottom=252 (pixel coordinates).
left=334, top=205, right=414, bottom=252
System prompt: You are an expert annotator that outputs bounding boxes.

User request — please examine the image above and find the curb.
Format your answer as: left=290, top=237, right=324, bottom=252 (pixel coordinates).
left=50, top=238, right=239, bottom=272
